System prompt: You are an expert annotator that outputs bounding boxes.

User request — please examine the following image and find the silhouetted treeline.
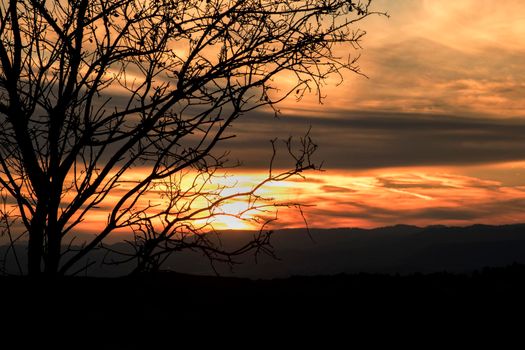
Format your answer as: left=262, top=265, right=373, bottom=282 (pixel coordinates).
left=1, top=264, right=525, bottom=348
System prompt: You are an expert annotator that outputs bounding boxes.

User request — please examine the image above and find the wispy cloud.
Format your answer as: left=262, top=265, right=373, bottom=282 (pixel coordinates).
left=273, top=0, right=525, bottom=117
left=265, top=169, right=525, bottom=228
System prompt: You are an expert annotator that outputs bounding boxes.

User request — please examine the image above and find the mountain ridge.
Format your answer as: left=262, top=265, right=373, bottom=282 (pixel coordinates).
left=3, top=223, right=525, bottom=277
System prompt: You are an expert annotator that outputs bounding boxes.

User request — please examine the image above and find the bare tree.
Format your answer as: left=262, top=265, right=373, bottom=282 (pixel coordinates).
left=0, top=0, right=382, bottom=276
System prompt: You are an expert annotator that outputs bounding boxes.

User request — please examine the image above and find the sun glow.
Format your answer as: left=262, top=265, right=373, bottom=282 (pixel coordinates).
left=210, top=200, right=255, bottom=230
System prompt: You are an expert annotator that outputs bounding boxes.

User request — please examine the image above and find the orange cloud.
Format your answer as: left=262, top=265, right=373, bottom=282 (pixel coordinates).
left=275, top=0, right=525, bottom=117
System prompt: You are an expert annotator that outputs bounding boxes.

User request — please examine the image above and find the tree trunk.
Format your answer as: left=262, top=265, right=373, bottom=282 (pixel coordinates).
left=28, top=202, right=46, bottom=276
left=45, top=216, right=61, bottom=276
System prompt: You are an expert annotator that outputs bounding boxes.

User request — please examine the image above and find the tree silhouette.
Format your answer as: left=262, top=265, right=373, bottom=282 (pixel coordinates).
left=0, top=0, right=382, bottom=276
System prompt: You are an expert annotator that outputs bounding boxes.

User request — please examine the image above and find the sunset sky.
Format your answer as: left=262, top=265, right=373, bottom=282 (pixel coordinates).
left=206, top=0, right=525, bottom=230
left=58, top=0, right=525, bottom=235
left=6, top=0, right=525, bottom=278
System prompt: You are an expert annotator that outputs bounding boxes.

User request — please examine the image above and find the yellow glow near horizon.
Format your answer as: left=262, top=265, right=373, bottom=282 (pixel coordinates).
left=66, top=161, right=525, bottom=238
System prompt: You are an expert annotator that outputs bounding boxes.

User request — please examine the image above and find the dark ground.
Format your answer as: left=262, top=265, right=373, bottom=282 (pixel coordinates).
left=2, top=265, right=525, bottom=348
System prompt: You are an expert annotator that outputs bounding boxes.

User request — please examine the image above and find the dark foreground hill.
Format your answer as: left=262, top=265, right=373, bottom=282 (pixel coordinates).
left=1, top=266, right=525, bottom=348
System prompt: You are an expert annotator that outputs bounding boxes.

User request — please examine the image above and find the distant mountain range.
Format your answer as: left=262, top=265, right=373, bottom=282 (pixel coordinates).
left=4, top=223, right=525, bottom=278
left=177, top=223, right=525, bottom=278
